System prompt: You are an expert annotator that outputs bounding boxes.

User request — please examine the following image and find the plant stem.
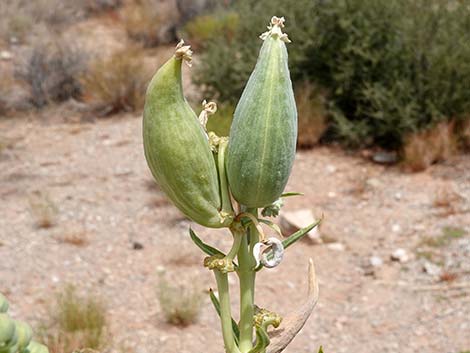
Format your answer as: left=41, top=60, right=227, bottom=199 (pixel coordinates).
left=237, top=209, right=259, bottom=353
left=215, top=270, right=241, bottom=353
left=217, top=139, right=233, bottom=215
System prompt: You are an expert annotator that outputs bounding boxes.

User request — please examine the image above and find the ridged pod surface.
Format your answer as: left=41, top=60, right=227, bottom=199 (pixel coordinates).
left=25, top=342, right=49, bottom=353
left=143, top=41, right=230, bottom=228
left=227, top=17, right=297, bottom=208
left=0, top=294, right=8, bottom=313
left=0, top=314, right=15, bottom=348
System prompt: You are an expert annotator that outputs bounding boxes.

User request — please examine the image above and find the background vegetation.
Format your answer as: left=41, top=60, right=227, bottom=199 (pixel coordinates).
left=192, top=0, right=470, bottom=150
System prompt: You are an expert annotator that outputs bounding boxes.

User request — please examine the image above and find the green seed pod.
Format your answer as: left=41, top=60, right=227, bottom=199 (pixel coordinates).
left=0, top=314, right=16, bottom=349
left=24, top=341, right=49, bottom=353
left=0, top=294, right=8, bottom=313
left=227, top=17, right=297, bottom=208
left=12, top=322, right=32, bottom=353
left=143, top=40, right=232, bottom=228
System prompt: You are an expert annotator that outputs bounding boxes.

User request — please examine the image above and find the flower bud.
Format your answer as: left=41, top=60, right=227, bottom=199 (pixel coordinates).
left=227, top=17, right=297, bottom=208
left=143, top=40, right=232, bottom=228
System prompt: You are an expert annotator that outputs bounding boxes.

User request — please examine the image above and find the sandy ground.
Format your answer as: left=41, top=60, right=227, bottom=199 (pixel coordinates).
left=1, top=114, right=469, bottom=353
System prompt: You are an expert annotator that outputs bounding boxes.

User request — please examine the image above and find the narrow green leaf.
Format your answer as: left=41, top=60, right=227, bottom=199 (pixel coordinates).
left=189, top=228, right=226, bottom=257
left=282, top=218, right=322, bottom=249
left=248, top=326, right=270, bottom=353
left=209, top=289, right=240, bottom=344
left=281, top=192, right=304, bottom=198
left=258, top=219, right=283, bottom=236
left=318, top=346, right=324, bottom=353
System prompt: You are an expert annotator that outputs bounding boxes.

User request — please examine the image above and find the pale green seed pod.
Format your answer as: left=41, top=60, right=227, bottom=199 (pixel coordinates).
left=227, top=17, right=297, bottom=208
left=0, top=294, right=8, bottom=313
left=0, top=314, right=16, bottom=349
left=12, top=322, right=32, bottom=353
left=143, top=40, right=232, bottom=228
left=25, top=341, right=49, bottom=353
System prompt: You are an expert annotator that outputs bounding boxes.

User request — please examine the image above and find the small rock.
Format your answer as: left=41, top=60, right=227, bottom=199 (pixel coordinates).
left=423, top=261, right=442, bottom=276
left=391, top=248, right=409, bottom=263
left=280, top=209, right=322, bottom=243
left=392, top=224, right=401, bottom=233
left=326, top=164, right=337, bottom=174
left=394, top=192, right=402, bottom=200
left=369, top=256, right=383, bottom=267
left=0, top=50, right=12, bottom=61
left=327, top=191, right=336, bottom=198
left=327, top=242, right=345, bottom=251
left=372, top=151, right=398, bottom=164
left=366, top=178, right=381, bottom=188
left=132, top=241, right=144, bottom=250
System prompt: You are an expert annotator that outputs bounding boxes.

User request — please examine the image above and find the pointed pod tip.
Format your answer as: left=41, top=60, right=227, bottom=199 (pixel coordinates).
left=175, top=39, right=193, bottom=66
left=260, top=16, right=291, bottom=43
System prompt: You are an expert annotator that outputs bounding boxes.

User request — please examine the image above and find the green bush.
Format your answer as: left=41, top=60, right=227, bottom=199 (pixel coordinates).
left=194, top=0, right=470, bottom=148
left=182, top=11, right=239, bottom=49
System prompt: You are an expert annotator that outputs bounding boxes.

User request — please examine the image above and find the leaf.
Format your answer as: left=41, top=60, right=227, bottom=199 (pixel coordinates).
left=258, top=219, right=283, bottom=236
left=281, top=192, right=304, bottom=198
left=318, top=346, right=324, bottom=353
left=189, top=228, right=226, bottom=257
left=248, top=325, right=270, bottom=353
left=282, top=218, right=322, bottom=250
left=209, top=289, right=240, bottom=345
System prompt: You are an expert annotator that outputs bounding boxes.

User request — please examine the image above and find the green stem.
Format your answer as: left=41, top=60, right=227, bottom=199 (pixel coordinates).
left=215, top=270, right=241, bottom=353
left=237, top=209, right=259, bottom=353
left=217, top=139, right=233, bottom=215
left=227, top=229, right=243, bottom=261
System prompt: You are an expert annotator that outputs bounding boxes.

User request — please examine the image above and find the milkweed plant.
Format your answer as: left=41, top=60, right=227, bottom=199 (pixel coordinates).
left=0, top=16, right=321, bottom=353
left=143, top=16, right=321, bottom=353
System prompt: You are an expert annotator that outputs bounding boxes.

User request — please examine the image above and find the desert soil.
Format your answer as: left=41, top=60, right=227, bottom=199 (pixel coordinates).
left=1, top=113, right=469, bottom=353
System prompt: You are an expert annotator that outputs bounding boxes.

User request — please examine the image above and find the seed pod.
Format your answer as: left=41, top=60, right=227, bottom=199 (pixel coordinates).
left=25, top=341, right=49, bottom=353
left=12, top=321, right=32, bottom=353
left=143, top=40, right=231, bottom=228
left=0, top=314, right=16, bottom=349
left=227, top=17, right=297, bottom=208
left=0, top=294, right=8, bottom=313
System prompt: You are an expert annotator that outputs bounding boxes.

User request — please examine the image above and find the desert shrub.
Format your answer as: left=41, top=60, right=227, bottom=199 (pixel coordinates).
left=182, top=11, right=239, bottom=49
left=157, top=277, right=203, bottom=326
left=40, top=285, right=107, bottom=353
left=195, top=0, right=470, bottom=149
left=81, top=49, right=149, bottom=115
left=123, top=0, right=178, bottom=47
left=0, top=0, right=85, bottom=42
left=85, top=0, right=123, bottom=14
left=17, top=33, right=86, bottom=108
left=295, top=81, right=328, bottom=148
left=402, top=121, right=456, bottom=172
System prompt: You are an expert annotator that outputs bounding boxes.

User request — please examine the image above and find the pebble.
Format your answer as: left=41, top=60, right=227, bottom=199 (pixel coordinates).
left=327, top=242, right=345, bottom=251
left=423, top=261, right=442, bottom=276
left=326, top=165, right=337, bottom=174
left=0, top=50, right=12, bottom=61
left=391, top=224, right=402, bottom=233
left=391, top=248, right=409, bottom=263
left=369, top=256, right=384, bottom=267
left=279, top=209, right=322, bottom=243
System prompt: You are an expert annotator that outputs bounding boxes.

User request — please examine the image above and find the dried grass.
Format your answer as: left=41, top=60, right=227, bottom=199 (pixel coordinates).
left=40, top=285, right=108, bottom=353
left=157, top=277, right=203, bottom=326
left=295, top=81, right=328, bottom=149
left=402, top=121, right=457, bottom=172
left=122, top=0, right=178, bottom=47
left=81, top=48, right=149, bottom=115
left=28, top=191, right=58, bottom=228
